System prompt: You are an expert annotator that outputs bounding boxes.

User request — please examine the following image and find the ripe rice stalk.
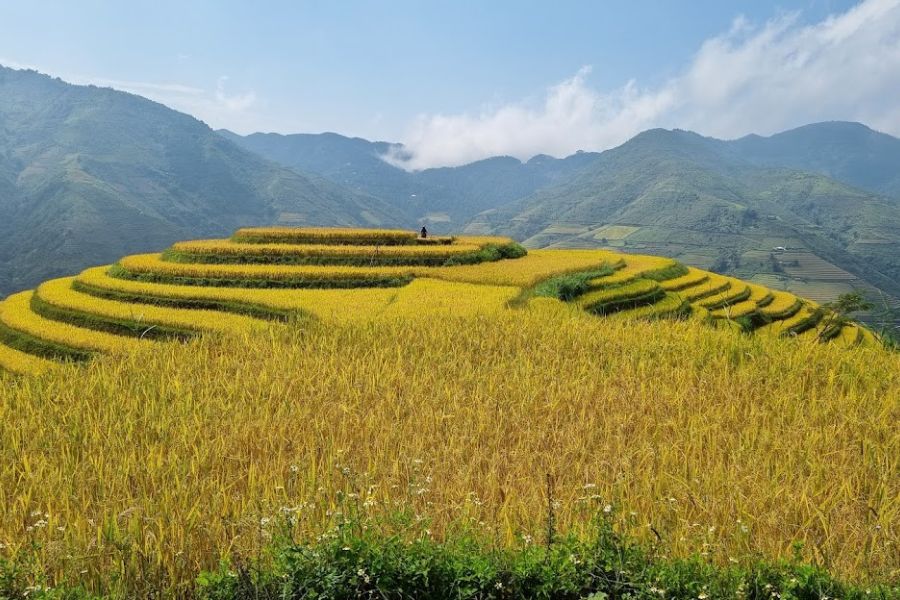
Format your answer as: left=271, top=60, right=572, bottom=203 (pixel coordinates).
left=0, top=310, right=895, bottom=592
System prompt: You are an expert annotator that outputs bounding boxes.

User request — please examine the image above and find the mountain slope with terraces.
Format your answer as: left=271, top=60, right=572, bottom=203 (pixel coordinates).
left=0, top=227, right=879, bottom=376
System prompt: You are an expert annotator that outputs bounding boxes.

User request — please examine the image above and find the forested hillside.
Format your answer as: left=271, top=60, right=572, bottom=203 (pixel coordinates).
left=0, top=66, right=404, bottom=294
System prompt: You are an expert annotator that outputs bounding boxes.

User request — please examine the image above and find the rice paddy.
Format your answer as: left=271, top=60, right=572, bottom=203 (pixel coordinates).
left=0, top=227, right=879, bottom=378
left=0, top=226, right=893, bottom=596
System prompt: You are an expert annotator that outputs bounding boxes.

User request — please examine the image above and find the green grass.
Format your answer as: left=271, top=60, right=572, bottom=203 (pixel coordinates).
left=783, top=308, right=826, bottom=336
left=442, top=242, right=529, bottom=265
left=533, top=264, right=618, bottom=301
left=641, top=261, right=690, bottom=282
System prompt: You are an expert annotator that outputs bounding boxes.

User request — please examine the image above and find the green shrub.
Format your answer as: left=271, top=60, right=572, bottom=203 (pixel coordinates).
left=533, top=266, right=617, bottom=302
left=190, top=519, right=895, bottom=600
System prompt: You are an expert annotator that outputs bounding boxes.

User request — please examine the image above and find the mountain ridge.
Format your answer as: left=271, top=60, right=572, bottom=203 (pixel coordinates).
left=0, top=66, right=406, bottom=294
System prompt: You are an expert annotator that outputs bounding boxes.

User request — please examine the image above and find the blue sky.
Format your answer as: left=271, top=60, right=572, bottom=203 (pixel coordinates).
left=3, top=0, right=898, bottom=168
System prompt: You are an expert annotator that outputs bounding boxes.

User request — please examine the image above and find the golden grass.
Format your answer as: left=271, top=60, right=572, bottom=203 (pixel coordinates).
left=36, top=277, right=267, bottom=334
left=588, top=254, right=676, bottom=287
left=837, top=324, right=864, bottom=348
left=0, top=311, right=896, bottom=594
left=233, top=226, right=420, bottom=245
left=76, top=268, right=518, bottom=324
left=759, top=291, right=802, bottom=318
left=424, top=249, right=618, bottom=287
left=379, top=278, right=520, bottom=319
left=660, top=268, right=709, bottom=291
left=747, top=283, right=773, bottom=304
left=681, top=273, right=732, bottom=302
left=76, top=266, right=398, bottom=323
left=576, top=279, right=661, bottom=309
left=121, top=245, right=556, bottom=287
left=607, top=292, right=689, bottom=320
left=0, top=291, right=151, bottom=354
left=760, top=305, right=819, bottom=336
left=0, top=342, right=57, bottom=376
left=119, top=253, right=415, bottom=284
left=698, top=282, right=751, bottom=309
left=709, top=298, right=758, bottom=319
left=171, top=239, right=483, bottom=258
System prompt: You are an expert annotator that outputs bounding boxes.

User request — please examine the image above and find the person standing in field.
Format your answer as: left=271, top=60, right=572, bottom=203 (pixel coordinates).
left=420, top=225, right=428, bottom=239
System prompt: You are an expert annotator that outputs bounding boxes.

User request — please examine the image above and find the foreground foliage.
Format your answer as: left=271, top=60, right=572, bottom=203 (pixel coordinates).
left=5, top=519, right=896, bottom=599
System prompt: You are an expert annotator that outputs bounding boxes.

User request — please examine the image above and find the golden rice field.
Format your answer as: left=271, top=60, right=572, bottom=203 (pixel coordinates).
left=0, top=309, right=897, bottom=594
left=232, top=226, right=425, bottom=245
left=0, top=227, right=895, bottom=595
left=0, top=227, right=881, bottom=376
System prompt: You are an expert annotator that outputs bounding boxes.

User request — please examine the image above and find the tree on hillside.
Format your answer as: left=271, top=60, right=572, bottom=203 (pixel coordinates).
left=816, top=292, right=872, bottom=342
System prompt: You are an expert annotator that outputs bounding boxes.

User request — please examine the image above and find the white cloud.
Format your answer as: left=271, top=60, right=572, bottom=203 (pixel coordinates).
left=96, top=75, right=259, bottom=130
left=389, top=0, right=900, bottom=170
left=215, top=76, right=257, bottom=112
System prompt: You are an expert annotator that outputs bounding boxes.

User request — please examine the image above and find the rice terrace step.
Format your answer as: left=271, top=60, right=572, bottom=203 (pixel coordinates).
left=0, top=227, right=881, bottom=377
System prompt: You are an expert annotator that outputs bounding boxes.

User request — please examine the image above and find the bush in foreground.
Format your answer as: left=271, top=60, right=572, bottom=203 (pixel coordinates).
left=200, top=517, right=897, bottom=599
left=3, top=517, right=892, bottom=598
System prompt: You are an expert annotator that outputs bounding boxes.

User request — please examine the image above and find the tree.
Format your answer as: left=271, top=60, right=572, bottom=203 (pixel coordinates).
left=817, top=292, right=873, bottom=342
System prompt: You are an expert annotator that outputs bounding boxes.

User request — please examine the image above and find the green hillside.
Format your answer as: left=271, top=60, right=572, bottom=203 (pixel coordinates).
left=220, top=129, right=600, bottom=231
left=0, top=66, right=406, bottom=295
left=466, top=129, right=900, bottom=319
left=728, top=121, right=900, bottom=200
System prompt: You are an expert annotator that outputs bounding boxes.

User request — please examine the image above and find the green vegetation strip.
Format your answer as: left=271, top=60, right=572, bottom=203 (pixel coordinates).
left=683, top=280, right=731, bottom=302
left=783, top=308, right=825, bottom=336
left=761, top=298, right=803, bottom=319
left=232, top=229, right=450, bottom=246
left=4, top=519, right=890, bottom=598
left=72, top=280, right=302, bottom=322
left=442, top=242, right=528, bottom=265
left=164, top=242, right=527, bottom=267
left=756, top=292, right=775, bottom=308
left=702, top=286, right=752, bottom=310
left=109, top=264, right=414, bottom=290
left=622, top=293, right=693, bottom=321
left=579, top=279, right=666, bottom=315
left=533, top=264, right=618, bottom=301
left=641, top=261, right=690, bottom=282
left=189, top=526, right=898, bottom=599
left=0, top=320, right=91, bottom=362
left=163, top=248, right=466, bottom=267
left=818, top=321, right=844, bottom=342
left=30, top=293, right=195, bottom=341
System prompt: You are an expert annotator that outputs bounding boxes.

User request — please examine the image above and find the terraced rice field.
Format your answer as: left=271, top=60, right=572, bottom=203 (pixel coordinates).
left=0, top=227, right=878, bottom=377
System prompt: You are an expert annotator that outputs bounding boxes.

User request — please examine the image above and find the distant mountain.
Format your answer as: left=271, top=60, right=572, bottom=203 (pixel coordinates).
left=221, top=122, right=900, bottom=311
left=727, top=122, right=900, bottom=201
left=4, top=64, right=897, bottom=313
left=0, top=66, right=405, bottom=294
left=467, top=127, right=900, bottom=306
left=219, top=129, right=600, bottom=231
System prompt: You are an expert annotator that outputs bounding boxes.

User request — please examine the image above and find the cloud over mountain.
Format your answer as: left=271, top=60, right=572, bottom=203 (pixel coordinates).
left=389, top=0, right=900, bottom=169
